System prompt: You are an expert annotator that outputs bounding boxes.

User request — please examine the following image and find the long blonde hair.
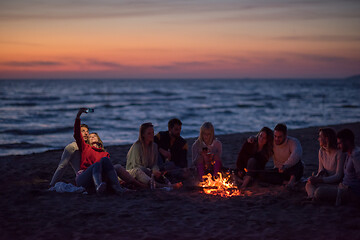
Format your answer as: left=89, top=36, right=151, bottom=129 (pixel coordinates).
left=137, top=122, right=154, bottom=162
left=198, top=122, right=215, bottom=144
left=90, top=132, right=105, bottom=152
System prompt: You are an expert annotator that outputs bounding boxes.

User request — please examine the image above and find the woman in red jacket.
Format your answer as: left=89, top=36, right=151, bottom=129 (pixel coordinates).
left=74, top=108, right=127, bottom=195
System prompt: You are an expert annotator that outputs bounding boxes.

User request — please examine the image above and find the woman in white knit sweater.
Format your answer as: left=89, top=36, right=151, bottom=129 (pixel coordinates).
left=305, top=128, right=345, bottom=199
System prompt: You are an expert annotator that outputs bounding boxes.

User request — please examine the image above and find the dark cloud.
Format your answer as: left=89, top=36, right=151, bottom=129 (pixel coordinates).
left=275, top=35, right=360, bottom=42
left=86, top=59, right=125, bottom=69
left=292, top=53, right=350, bottom=63
left=1, top=61, right=62, bottom=67
left=153, top=60, right=221, bottom=70
left=1, top=0, right=359, bottom=21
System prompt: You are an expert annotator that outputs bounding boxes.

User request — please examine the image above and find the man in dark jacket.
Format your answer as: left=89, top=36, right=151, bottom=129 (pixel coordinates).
left=155, top=118, right=188, bottom=181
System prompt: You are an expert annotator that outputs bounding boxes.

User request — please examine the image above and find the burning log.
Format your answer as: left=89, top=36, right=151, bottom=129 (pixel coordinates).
left=198, top=172, right=241, bottom=197
left=244, top=168, right=278, bottom=173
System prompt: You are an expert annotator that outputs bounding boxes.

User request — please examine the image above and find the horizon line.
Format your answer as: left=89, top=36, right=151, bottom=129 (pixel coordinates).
left=1, top=75, right=359, bottom=81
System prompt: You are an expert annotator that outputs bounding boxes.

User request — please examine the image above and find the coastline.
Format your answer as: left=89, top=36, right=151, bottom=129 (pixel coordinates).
left=0, top=121, right=360, bottom=239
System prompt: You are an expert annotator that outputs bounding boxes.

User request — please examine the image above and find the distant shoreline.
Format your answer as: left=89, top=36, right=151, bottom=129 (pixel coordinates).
left=1, top=121, right=359, bottom=164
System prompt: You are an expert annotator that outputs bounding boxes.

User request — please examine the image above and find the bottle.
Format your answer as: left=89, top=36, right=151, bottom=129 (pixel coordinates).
left=163, top=175, right=171, bottom=186
left=165, top=149, right=170, bottom=162
left=162, top=175, right=173, bottom=191
left=85, top=108, right=94, bottom=113
left=150, top=173, right=156, bottom=190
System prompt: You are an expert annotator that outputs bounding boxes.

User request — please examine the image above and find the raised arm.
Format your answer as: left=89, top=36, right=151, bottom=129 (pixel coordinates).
left=74, top=108, right=88, bottom=152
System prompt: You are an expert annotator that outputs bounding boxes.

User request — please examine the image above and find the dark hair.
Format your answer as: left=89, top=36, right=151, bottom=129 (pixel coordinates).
left=319, top=128, right=337, bottom=149
left=168, top=118, right=182, bottom=129
left=257, top=127, right=274, bottom=159
left=274, top=123, right=287, bottom=135
left=337, top=129, right=355, bottom=145
left=81, top=123, right=89, bottom=130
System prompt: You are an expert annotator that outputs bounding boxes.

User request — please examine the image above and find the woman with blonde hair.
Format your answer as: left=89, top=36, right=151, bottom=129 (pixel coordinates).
left=192, top=122, right=222, bottom=179
left=89, top=132, right=105, bottom=151
left=126, top=122, right=182, bottom=189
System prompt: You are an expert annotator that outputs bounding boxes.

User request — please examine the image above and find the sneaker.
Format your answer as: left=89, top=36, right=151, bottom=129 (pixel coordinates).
left=112, top=184, right=129, bottom=195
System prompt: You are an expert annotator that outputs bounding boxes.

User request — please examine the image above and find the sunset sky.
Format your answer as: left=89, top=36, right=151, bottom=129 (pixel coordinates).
left=1, top=0, right=359, bottom=79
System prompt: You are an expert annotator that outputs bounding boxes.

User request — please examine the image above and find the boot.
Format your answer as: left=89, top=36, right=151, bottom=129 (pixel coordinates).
left=92, top=163, right=106, bottom=195
left=106, top=170, right=128, bottom=195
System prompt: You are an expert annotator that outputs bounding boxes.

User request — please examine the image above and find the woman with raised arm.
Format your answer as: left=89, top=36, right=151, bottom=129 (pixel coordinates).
left=236, top=127, right=274, bottom=189
left=74, top=108, right=144, bottom=195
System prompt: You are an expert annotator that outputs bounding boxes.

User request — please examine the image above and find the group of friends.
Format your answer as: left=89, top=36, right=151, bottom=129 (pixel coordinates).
left=49, top=108, right=360, bottom=205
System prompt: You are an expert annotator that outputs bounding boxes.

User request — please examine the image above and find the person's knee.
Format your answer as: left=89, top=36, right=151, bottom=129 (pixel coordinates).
left=91, top=162, right=101, bottom=173
left=100, top=157, right=111, bottom=163
left=305, top=181, right=313, bottom=189
left=313, top=188, right=323, bottom=200
left=113, top=164, right=122, bottom=171
left=100, top=157, right=114, bottom=171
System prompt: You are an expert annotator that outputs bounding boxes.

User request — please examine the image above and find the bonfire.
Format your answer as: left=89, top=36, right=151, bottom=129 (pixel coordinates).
left=199, top=172, right=241, bottom=197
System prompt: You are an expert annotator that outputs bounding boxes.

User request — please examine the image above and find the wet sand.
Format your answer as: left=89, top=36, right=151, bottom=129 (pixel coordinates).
left=1, top=122, right=360, bottom=240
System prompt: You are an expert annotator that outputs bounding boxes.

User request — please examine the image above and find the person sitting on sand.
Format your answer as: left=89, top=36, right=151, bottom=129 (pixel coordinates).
left=154, top=118, right=188, bottom=181
left=270, top=123, right=304, bottom=189
left=305, top=128, right=344, bottom=200
left=192, top=122, right=222, bottom=180
left=236, top=127, right=274, bottom=189
left=250, top=123, right=303, bottom=189
left=126, top=122, right=183, bottom=189
left=49, top=123, right=90, bottom=187
left=74, top=108, right=141, bottom=195
left=313, top=129, right=360, bottom=205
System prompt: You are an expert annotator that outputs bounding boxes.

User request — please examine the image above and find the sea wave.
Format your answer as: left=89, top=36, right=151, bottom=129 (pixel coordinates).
left=0, top=78, right=359, bottom=156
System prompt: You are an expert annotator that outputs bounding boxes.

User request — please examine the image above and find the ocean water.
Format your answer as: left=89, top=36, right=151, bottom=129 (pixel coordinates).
left=0, top=79, right=359, bottom=156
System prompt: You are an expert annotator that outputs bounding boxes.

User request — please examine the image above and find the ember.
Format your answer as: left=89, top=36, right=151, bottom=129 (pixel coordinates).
left=199, top=172, right=241, bottom=197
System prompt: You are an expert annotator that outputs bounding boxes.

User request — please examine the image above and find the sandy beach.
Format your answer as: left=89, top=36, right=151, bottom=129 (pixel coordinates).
left=1, top=122, right=360, bottom=240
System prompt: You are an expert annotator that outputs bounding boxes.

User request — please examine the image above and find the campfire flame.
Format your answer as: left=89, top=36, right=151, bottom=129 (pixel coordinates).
left=199, top=172, right=241, bottom=197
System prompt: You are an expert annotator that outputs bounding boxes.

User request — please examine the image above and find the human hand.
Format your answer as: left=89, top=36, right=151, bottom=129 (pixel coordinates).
left=164, top=150, right=171, bottom=161
left=201, top=148, right=209, bottom=159
left=309, top=176, right=322, bottom=184
left=152, top=170, right=162, bottom=178
left=76, top=108, right=88, bottom=118
left=247, top=136, right=256, bottom=144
